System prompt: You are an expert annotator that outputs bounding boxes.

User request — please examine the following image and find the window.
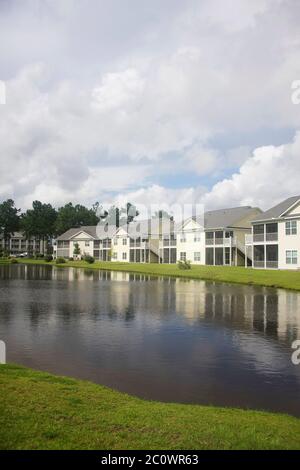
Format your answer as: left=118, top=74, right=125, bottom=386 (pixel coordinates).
left=180, top=234, right=186, bottom=243
left=180, top=252, right=186, bottom=261
left=194, top=252, right=201, bottom=262
left=286, top=250, right=298, bottom=264
left=194, top=235, right=201, bottom=242
left=85, top=241, right=90, bottom=247
left=122, top=238, right=127, bottom=245
left=112, top=252, right=117, bottom=260
left=122, top=252, right=127, bottom=260
left=114, top=238, right=118, bottom=245
left=286, top=220, right=297, bottom=235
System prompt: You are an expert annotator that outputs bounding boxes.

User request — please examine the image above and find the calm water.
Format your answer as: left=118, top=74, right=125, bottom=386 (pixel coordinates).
left=1, top=264, right=300, bottom=416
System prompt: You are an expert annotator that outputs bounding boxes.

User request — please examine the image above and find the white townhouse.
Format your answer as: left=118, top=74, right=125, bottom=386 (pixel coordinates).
left=0, top=232, right=48, bottom=256
left=111, top=218, right=173, bottom=263
left=245, top=195, right=300, bottom=270
left=54, top=218, right=173, bottom=263
left=163, top=206, right=262, bottom=266
left=54, top=225, right=115, bottom=261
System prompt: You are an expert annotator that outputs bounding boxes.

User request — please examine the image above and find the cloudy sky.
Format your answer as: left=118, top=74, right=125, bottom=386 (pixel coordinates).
left=0, top=0, right=300, bottom=213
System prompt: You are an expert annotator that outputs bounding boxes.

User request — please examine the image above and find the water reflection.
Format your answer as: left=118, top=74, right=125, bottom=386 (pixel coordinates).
left=0, top=264, right=300, bottom=416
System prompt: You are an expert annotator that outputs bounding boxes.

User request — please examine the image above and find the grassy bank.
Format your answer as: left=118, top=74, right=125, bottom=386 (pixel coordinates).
left=0, top=364, right=299, bottom=450
left=13, top=258, right=300, bottom=291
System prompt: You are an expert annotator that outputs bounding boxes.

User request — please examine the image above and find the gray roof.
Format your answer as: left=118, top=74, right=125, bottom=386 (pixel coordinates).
left=0, top=231, right=24, bottom=239
left=56, top=218, right=174, bottom=241
left=175, top=206, right=261, bottom=231
left=57, top=226, right=100, bottom=240
left=252, top=195, right=300, bottom=222
left=203, top=206, right=260, bottom=229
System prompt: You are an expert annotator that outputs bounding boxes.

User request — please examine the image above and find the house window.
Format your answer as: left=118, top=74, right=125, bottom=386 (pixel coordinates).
left=180, top=234, right=186, bottom=243
left=122, top=252, right=127, bottom=260
left=194, top=235, right=201, bottom=242
left=85, top=241, right=90, bottom=247
left=286, top=220, right=297, bottom=235
left=122, top=238, right=127, bottom=245
left=112, top=252, right=117, bottom=260
left=114, top=238, right=118, bottom=245
left=180, top=252, right=186, bottom=261
left=194, top=252, right=201, bottom=262
left=286, top=250, right=298, bottom=264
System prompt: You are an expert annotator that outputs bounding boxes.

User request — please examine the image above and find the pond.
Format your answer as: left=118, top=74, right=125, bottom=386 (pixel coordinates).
left=0, top=264, right=300, bottom=416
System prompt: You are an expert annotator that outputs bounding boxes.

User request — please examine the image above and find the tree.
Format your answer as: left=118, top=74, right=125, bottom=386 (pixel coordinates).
left=73, top=242, right=80, bottom=256
left=21, top=201, right=57, bottom=254
left=0, top=199, right=20, bottom=242
left=152, top=210, right=174, bottom=221
left=100, top=202, right=139, bottom=228
left=55, top=203, right=100, bottom=235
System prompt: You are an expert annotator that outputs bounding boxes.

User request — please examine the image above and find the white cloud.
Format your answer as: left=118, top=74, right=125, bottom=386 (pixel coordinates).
left=0, top=0, right=299, bottom=210
left=202, top=132, right=300, bottom=210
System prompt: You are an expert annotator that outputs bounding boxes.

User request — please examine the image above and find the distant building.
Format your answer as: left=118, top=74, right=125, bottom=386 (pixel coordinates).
left=0, top=232, right=48, bottom=256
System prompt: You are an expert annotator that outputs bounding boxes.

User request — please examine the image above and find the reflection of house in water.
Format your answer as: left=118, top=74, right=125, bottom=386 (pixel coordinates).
left=174, top=279, right=300, bottom=344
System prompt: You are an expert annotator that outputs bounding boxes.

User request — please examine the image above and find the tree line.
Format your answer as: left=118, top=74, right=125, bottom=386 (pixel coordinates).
left=0, top=199, right=141, bottom=243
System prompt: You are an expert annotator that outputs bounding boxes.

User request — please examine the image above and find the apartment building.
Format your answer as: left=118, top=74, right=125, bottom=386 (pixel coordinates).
left=0, top=232, right=47, bottom=255
left=160, top=206, right=262, bottom=266
left=54, top=225, right=115, bottom=260
left=245, top=195, right=300, bottom=269
left=54, top=208, right=261, bottom=266
left=111, top=219, right=170, bottom=263
left=54, top=218, right=173, bottom=263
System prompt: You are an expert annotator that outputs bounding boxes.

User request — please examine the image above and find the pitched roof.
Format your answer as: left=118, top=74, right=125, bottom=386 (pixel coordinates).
left=56, top=226, right=99, bottom=240
left=56, top=218, right=174, bottom=241
left=252, top=196, right=300, bottom=222
left=203, top=206, right=260, bottom=229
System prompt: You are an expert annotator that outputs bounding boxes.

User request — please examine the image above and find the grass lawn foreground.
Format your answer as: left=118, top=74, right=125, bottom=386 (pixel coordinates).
left=0, top=364, right=300, bottom=450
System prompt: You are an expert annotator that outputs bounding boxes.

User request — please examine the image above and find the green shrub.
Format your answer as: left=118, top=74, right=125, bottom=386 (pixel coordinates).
left=177, top=260, right=191, bottom=270
left=68, top=257, right=74, bottom=261
left=10, top=258, right=18, bottom=264
left=83, top=255, right=95, bottom=264
left=55, top=257, right=66, bottom=264
left=45, top=255, right=53, bottom=262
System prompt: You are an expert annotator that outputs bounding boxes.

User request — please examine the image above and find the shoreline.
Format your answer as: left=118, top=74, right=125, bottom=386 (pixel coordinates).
left=2, top=258, right=300, bottom=292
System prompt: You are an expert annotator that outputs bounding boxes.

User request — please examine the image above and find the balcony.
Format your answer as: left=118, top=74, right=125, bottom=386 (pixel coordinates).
left=205, top=237, right=236, bottom=246
left=266, top=232, right=278, bottom=242
left=253, top=234, right=264, bottom=242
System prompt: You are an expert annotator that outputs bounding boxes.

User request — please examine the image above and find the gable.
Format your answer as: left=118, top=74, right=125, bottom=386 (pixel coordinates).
left=283, top=200, right=300, bottom=217
left=182, top=218, right=203, bottom=232
left=113, top=227, right=129, bottom=238
left=70, top=231, right=94, bottom=240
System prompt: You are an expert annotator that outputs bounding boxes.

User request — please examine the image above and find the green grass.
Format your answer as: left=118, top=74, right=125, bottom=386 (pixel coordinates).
left=0, top=364, right=299, bottom=450
left=14, top=258, right=300, bottom=291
